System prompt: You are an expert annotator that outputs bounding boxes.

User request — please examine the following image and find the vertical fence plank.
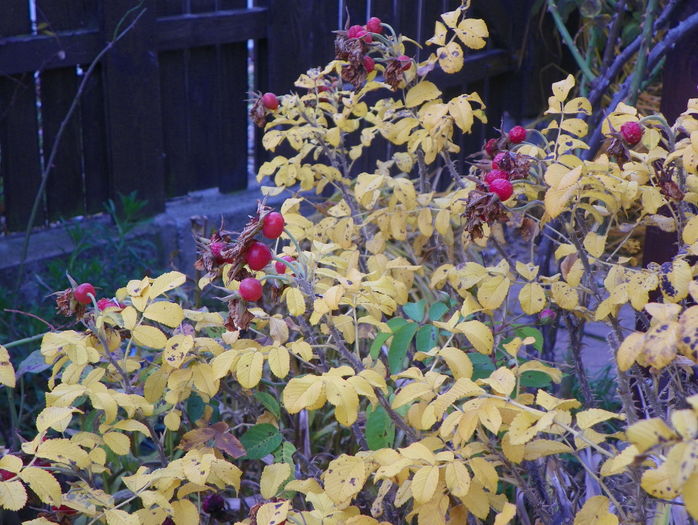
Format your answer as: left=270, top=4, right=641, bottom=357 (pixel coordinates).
left=80, top=65, right=111, bottom=214
left=0, top=1, right=45, bottom=231
left=101, top=0, right=165, bottom=214
left=41, top=68, right=86, bottom=221
left=217, top=41, right=249, bottom=193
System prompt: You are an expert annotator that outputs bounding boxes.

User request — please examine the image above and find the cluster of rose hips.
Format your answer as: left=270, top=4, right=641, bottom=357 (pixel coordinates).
left=237, top=211, right=295, bottom=303
left=345, top=17, right=411, bottom=74
left=481, top=125, right=528, bottom=201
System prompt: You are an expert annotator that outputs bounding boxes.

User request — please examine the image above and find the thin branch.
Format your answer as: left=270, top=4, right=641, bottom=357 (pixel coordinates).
left=13, top=9, right=148, bottom=294
left=599, top=0, right=627, bottom=76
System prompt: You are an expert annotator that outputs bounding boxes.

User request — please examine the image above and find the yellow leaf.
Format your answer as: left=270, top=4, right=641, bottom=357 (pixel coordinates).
left=468, top=457, right=498, bottom=492
left=439, top=347, right=473, bottom=379
left=523, top=439, right=572, bottom=460
left=283, top=375, right=325, bottom=413
left=494, top=502, right=517, bottom=525
left=479, top=367, right=516, bottom=396
left=683, top=472, right=698, bottom=520
left=641, top=464, right=679, bottom=500
left=164, top=410, right=180, bottom=431
left=441, top=8, right=462, bottom=28
left=445, top=461, right=470, bottom=497
left=551, top=281, right=578, bottom=310
left=323, top=455, right=366, bottom=504
left=132, top=325, right=167, bottom=349
left=268, top=346, right=290, bottom=379
left=103, top=432, right=131, bottom=455
left=149, top=271, right=186, bottom=299
left=36, top=407, right=74, bottom=433
left=626, top=418, right=677, bottom=452
left=163, top=334, right=194, bottom=368
left=448, top=94, right=475, bottom=132
left=456, top=320, right=493, bottom=354
left=236, top=351, right=264, bottom=389
left=438, top=42, right=464, bottom=74
left=583, top=232, right=606, bottom=258
left=0, top=480, right=27, bottom=511
left=260, top=463, right=292, bottom=499
left=417, top=208, right=434, bottom=237
left=600, top=445, right=639, bottom=477
left=0, top=455, right=22, bottom=474
left=121, top=306, right=138, bottom=330
left=435, top=208, right=451, bottom=236
left=172, top=499, right=199, bottom=525
left=550, top=74, right=576, bottom=103
left=256, top=500, right=290, bottom=525
left=105, top=509, right=140, bottom=525
left=0, top=345, right=16, bottom=388
left=36, top=439, right=90, bottom=469
left=642, top=322, right=679, bottom=369
left=616, top=332, right=644, bottom=371
left=477, top=276, right=510, bottom=310
left=411, top=465, right=439, bottom=503
left=573, top=496, right=618, bottom=525
left=426, top=20, right=448, bottom=46
left=285, top=288, right=306, bottom=316
left=392, top=381, right=433, bottom=409
left=143, top=302, right=184, bottom=328
left=405, top=81, right=442, bottom=108
left=684, top=215, right=698, bottom=245
left=192, top=363, right=220, bottom=397
left=519, top=283, right=546, bottom=314
left=576, top=409, right=624, bottom=429
left=455, top=18, right=488, bottom=49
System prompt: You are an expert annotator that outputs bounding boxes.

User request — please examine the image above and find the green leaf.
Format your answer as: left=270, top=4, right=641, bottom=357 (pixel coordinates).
left=428, top=302, right=449, bottom=322
left=274, top=440, right=296, bottom=467
left=403, top=300, right=425, bottom=322
left=416, top=325, right=438, bottom=352
left=254, top=391, right=281, bottom=420
left=468, top=353, right=496, bottom=381
left=515, top=326, right=544, bottom=352
left=15, top=350, right=51, bottom=377
left=365, top=406, right=395, bottom=450
left=370, top=332, right=392, bottom=359
left=388, top=322, right=419, bottom=374
left=519, top=371, right=553, bottom=388
left=386, top=318, right=409, bottom=331
left=240, top=424, right=282, bottom=460
left=186, top=393, right=205, bottom=422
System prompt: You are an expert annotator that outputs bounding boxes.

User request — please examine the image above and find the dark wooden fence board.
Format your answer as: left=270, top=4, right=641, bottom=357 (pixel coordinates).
left=0, top=5, right=44, bottom=232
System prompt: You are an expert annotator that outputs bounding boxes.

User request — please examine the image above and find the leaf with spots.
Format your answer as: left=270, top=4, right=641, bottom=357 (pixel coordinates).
left=323, top=455, right=366, bottom=504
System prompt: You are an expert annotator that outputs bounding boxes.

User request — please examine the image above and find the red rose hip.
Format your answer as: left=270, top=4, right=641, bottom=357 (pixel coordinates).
left=363, top=56, right=376, bottom=73
left=484, top=169, right=509, bottom=185
left=239, top=278, right=263, bottom=302
left=347, top=25, right=364, bottom=39
left=489, top=178, right=514, bottom=201
left=484, top=138, right=498, bottom=157
left=366, top=17, right=382, bottom=34
left=275, top=255, right=295, bottom=274
left=491, top=152, right=508, bottom=170
left=97, top=298, right=124, bottom=311
left=508, top=126, right=527, bottom=144
left=245, top=242, right=272, bottom=271
left=620, top=121, right=643, bottom=145
left=74, top=283, right=96, bottom=305
left=262, top=212, right=285, bottom=239
left=261, top=92, right=279, bottom=110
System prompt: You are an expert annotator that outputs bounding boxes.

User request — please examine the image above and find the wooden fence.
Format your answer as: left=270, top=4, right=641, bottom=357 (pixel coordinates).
left=0, top=0, right=543, bottom=232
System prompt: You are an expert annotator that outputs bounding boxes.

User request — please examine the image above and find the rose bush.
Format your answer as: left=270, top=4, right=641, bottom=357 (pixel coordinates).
left=2, top=2, right=698, bottom=524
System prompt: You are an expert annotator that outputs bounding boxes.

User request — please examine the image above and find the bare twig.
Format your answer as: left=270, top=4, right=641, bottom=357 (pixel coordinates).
left=627, top=0, right=659, bottom=105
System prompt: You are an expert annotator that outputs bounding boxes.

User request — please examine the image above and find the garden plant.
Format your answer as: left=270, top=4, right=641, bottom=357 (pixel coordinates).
left=2, top=2, right=698, bottom=524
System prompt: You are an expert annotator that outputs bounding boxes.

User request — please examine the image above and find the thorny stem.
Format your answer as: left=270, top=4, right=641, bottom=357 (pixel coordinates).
left=546, top=0, right=595, bottom=83
left=627, top=0, right=658, bottom=106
